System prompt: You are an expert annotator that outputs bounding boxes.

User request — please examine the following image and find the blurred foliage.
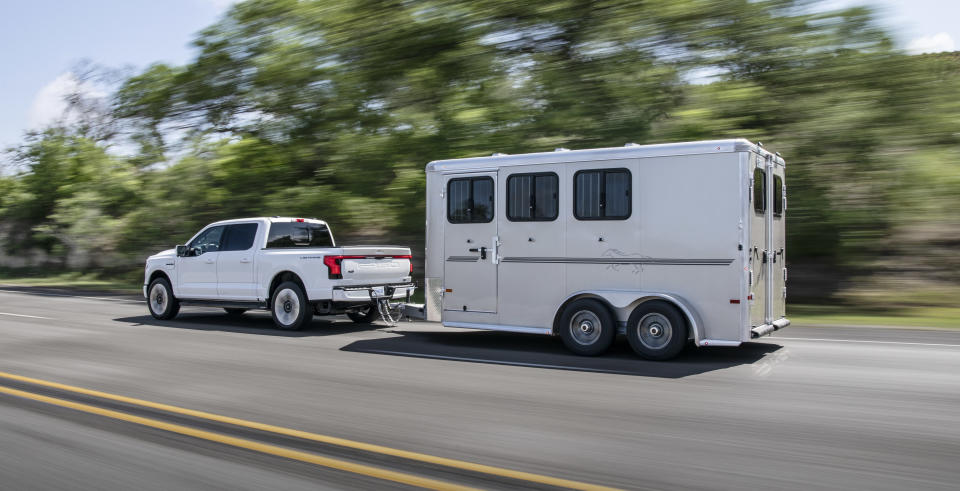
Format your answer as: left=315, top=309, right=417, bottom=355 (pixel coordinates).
left=1, top=0, right=959, bottom=299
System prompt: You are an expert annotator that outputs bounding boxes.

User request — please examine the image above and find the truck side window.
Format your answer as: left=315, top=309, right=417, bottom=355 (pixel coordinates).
left=448, top=177, right=494, bottom=223
left=753, top=168, right=766, bottom=214
left=188, top=226, right=225, bottom=254
left=574, top=168, right=631, bottom=220
left=507, top=172, right=558, bottom=221
left=773, top=175, right=783, bottom=217
left=221, top=223, right=258, bottom=251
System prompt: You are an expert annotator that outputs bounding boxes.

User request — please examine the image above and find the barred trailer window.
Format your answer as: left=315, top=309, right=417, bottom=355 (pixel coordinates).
left=447, top=177, right=494, bottom=223
left=507, top=173, right=558, bottom=221
left=574, top=169, right=631, bottom=220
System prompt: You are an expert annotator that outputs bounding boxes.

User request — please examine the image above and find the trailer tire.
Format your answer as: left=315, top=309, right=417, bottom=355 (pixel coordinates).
left=224, top=308, right=248, bottom=316
left=558, top=299, right=616, bottom=356
left=347, top=305, right=379, bottom=324
left=147, top=277, right=180, bottom=320
left=626, top=301, right=687, bottom=361
left=271, top=281, right=310, bottom=330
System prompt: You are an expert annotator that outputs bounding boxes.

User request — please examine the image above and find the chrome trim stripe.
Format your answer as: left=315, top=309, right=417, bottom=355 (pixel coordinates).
left=446, top=256, right=479, bottom=262
left=500, top=257, right=734, bottom=265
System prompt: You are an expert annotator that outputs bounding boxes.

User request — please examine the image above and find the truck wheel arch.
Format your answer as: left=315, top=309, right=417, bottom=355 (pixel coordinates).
left=149, top=270, right=173, bottom=294
left=269, top=271, right=306, bottom=302
left=553, top=291, right=702, bottom=344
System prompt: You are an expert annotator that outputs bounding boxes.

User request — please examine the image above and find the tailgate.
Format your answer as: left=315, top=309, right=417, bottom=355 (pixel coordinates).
left=339, top=246, right=412, bottom=283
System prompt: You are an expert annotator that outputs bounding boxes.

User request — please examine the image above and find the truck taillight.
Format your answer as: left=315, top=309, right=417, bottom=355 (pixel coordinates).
left=394, top=255, right=413, bottom=274
left=322, top=255, right=411, bottom=278
left=323, top=255, right=362, bottom=279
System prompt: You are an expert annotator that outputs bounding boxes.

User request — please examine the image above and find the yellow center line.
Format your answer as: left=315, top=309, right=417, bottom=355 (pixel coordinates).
left=0, top=370, right=621, bottom=491
left=0, top=384, right=476, bottom=491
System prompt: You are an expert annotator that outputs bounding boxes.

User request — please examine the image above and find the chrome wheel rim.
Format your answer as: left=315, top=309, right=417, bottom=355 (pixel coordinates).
left=149, top=283, right=167, bottom=315
left=274, top=288, right=300, bottom=326
left=569, top=310, right=602, bottom=345
left=637, top=313, right=673, bottom=350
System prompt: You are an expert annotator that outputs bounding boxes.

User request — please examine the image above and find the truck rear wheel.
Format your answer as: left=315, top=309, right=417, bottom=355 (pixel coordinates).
left=147, top=277, right=180, bottom=320
left=626, top=301, right=687, bottom=361
left=558, top=299, right=615, bottom=356
left=347, top=305, right=379, bottom=324
left=271, top=281, right=310, bottom=330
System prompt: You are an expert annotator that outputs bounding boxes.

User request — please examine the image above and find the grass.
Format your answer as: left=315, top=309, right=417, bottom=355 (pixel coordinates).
left=788, top=304, right=960, bottom=329
left=0, top=271, right=142, bottom=294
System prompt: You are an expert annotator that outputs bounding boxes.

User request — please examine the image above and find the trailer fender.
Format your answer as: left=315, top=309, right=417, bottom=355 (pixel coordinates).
left=556, top=290, right=703, bottom=345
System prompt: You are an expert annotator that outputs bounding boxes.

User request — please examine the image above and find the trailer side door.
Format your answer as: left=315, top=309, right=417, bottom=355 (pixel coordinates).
left=442, top=173, right=498, bottom=314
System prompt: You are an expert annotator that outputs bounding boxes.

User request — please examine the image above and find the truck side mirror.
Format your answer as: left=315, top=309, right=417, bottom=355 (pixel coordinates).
left=176, top=245, right=188, bottom=257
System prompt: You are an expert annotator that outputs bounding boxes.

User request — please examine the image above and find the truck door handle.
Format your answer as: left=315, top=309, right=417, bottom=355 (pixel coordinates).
left=468, top=247, right=487, bottom=260
left=240, top=258, right=251, bottom=263
left=205, top=258, right=215, bottom=264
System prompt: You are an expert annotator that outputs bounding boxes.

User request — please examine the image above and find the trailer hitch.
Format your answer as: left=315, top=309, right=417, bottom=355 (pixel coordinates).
left=367, top=286, right=405, bottom=326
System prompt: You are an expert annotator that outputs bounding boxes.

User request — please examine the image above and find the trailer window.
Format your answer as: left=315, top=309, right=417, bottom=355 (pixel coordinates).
left=448, top=177, right=494, bottom=223
left=507, top=173, right=558, bottom=221
left=773, top=175, right=784, bottom=217
left=574, top=169, right=631, bottom=220
left=753, top=168, right=766, bottom=214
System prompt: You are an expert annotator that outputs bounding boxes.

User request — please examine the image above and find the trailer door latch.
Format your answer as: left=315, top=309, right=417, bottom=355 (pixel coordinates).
left=468, top=247, right=487, bottom=259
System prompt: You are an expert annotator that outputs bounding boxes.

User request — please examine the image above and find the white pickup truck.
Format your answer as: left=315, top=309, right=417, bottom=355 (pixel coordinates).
left=143, top=217, right=415, bottom=330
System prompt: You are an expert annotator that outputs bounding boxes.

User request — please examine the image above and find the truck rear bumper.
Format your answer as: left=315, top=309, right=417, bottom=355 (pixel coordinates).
left=751, top=317, right=791, bottom=339
left=331, top=283, right=416, bottom=303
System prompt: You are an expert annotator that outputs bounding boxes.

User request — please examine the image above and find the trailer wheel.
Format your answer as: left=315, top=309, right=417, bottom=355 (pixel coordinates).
left=558, top=299, right=616, bottom=356
left=347, top=304, right=379, bottom=324
left=271, top=281, right=310, bottom=330
left=626, top=301, right=687, bottom=361
left=147, top=277, right=180, bottom=320
left=224, top=308, right=248, bottom=317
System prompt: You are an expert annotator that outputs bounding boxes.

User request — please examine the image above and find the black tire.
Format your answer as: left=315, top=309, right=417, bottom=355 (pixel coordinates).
left=147, top=277, right=180, bottom=320
left=626, top=301, right=688, bottom=361
left=270, top=281, right=310, bottom=330
left=557, top=298, right=616, bottom=356
left=224, top=308, right=248, bottom=316
left=347, top=304, right=379, bottom=324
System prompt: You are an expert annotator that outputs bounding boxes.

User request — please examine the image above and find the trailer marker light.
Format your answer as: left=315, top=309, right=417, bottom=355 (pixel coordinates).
left=747, top=294, right=753, bottom=300
left=730, top=299, right=740, bottom=304
left=445, top=289, right=453, bottom=293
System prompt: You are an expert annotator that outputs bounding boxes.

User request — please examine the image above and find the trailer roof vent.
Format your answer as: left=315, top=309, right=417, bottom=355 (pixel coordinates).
left=492, top=152, right=508, bottom=157
left=554, top=147, right=570, bottom=152
left=624, top=142, right=640, bottom=147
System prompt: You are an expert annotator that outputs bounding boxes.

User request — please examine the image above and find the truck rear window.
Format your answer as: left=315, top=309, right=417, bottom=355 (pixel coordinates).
left=266, top=222, right=334, bottom=248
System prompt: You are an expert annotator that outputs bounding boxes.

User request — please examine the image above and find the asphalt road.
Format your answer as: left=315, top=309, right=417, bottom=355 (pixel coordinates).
left=0, top=286, right=958, bottom=490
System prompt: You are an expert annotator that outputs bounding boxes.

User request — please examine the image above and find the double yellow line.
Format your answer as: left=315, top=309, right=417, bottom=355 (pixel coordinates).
left=0, top=371, right=619, bottom=491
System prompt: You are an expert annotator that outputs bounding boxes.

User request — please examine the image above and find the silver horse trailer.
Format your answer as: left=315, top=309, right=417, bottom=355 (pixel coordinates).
left=422, top=139, right=789, bottom=360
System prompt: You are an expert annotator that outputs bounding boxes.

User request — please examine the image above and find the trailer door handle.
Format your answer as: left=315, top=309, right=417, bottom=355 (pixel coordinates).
left=468, top=247, right=487, bottom=260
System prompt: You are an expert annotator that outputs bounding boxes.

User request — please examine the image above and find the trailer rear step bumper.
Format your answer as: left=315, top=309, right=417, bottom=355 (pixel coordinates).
left=751, top=318, right=791, bottom=339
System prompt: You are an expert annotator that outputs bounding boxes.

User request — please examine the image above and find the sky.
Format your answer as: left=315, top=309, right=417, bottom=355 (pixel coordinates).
left=0, top=0, right=957, bottom=157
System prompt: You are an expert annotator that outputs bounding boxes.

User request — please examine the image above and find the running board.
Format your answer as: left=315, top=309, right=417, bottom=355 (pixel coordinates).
left=751, top=318, right=791, bottom=339
left=178, top=299, right=267, bottom=309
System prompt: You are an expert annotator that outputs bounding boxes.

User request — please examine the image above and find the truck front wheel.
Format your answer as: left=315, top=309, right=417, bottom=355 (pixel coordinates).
left=271, top=281, right=310, bottom=330
left=147, top=277, right=180, bottom=320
